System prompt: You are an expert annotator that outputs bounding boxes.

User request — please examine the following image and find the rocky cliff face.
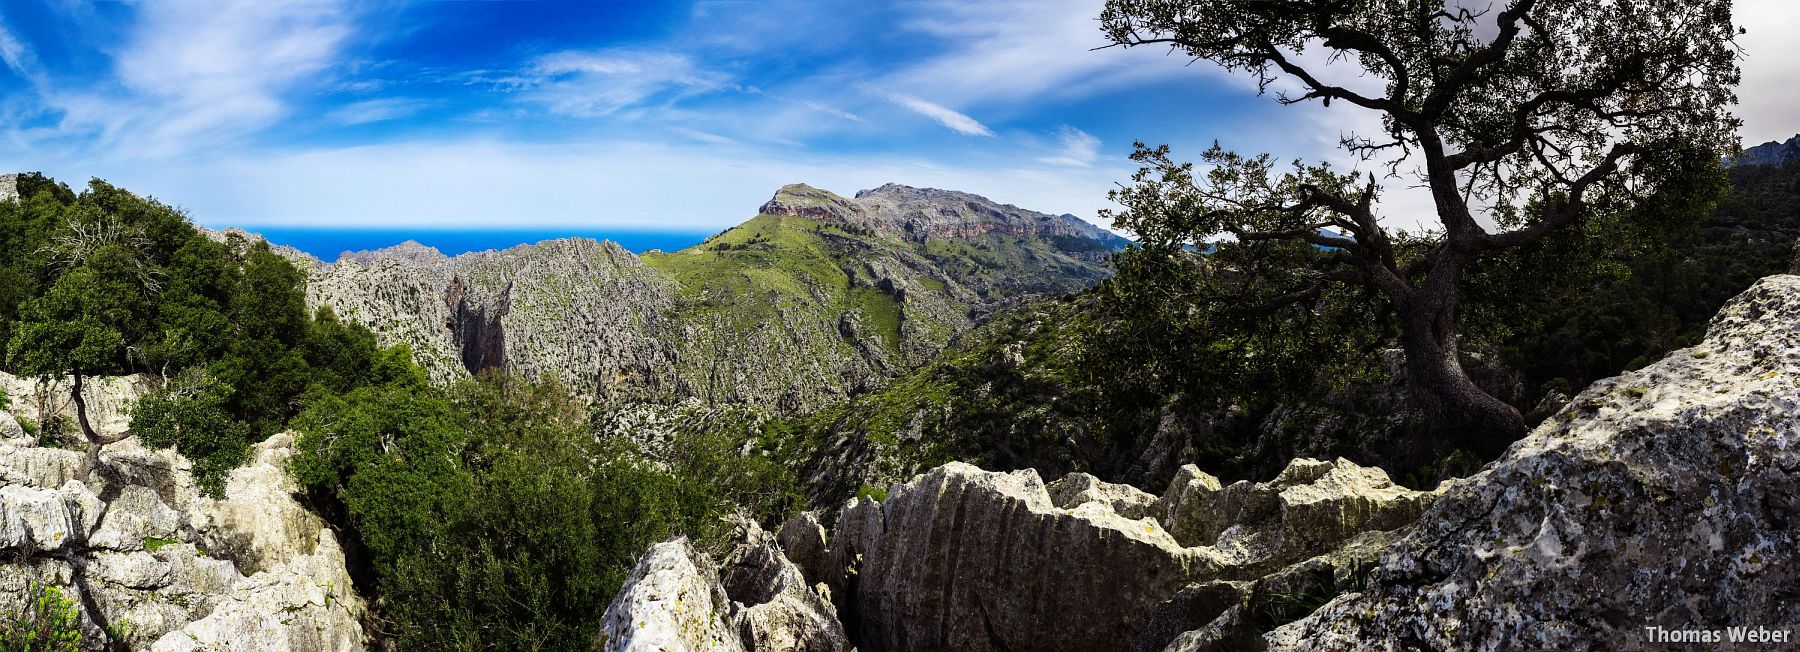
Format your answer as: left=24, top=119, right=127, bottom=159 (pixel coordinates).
left=1263, top=274, right=1800, bottom=651
left=0, top=374, right=364, bottom=651
left=307, top=237, right=679, bottom=393
left=295, top=183, right=1123, bottom=412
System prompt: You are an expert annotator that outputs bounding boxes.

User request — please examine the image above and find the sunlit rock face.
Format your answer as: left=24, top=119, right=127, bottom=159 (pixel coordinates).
left=799, top=456, right=1438, bottom=652
left=0, top=408, right=365, bottom=651
left=292, top=183, right=1126, bottom=414
left=1268, top=275, right=1800, bottom=651
left=596, top=521, right=849, bottom=652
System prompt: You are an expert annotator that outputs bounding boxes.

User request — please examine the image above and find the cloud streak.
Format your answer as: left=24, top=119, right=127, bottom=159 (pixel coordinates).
left=878, top=91, right=995, bottom=136
left=502, top=49, right=728, bottom=119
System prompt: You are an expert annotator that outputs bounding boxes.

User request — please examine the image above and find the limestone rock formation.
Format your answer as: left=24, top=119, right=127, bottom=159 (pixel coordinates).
left=0, top=384, right=364, bottom=651
left=763, top=183, right=1127, bottom=248
left=718, top=520, right=849, bottom=652
left=307, top=237, right=677, bottom=393
left=1735, top=133, right=1800, bottom=167
left=1266, top=275, right=1800, bottom=651
left=597, top=538, right=743, bottom=652
left=597, top=522, right=847, bottom=652
left=801, top=458, right=1439, bottom=651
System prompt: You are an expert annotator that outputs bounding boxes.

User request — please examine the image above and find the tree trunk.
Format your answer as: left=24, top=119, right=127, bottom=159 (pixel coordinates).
left=1396, top=267, right=1526, bottom=460
left=69, top=373, right=124, bottom=482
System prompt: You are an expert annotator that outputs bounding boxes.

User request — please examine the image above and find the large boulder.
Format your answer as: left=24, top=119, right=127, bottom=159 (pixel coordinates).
left=812, top=458, right=1440, bottom=652
left=1267, top=275, right=1800, bottom=650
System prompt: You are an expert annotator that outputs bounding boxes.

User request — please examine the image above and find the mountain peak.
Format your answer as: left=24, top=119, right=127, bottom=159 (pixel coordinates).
left=760, top=183, right=864, bottom=223
left=1736, top=134, right=1800, bottom=167
left=758, top=182, right=1127, bottom=248
left=338, top=239, right=450, bottom=266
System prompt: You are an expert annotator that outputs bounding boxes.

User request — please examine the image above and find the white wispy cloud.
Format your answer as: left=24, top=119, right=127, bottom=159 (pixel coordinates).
left=2, top=2, right=358, bottom=159
left=1040, top=125, right=1101, bottom=166
left=1735, top=0, right=1800, bottom=145
left=502, top=49, right=728, bottom=118
left=879, top=0, right=1210, bottom=111
left=48, top=138, right=1128, bottom=232
left=877, top=91, right=994, bottom=136
left=326, top=97, right=429, bottom=125
left=0, top=20, right=36, bottom=79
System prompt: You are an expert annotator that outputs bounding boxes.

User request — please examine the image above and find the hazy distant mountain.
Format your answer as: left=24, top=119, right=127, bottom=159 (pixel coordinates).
left=1736, top=134, right=1800, bottom=167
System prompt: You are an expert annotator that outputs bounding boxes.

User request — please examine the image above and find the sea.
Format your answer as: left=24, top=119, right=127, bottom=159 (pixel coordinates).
left=238, top=227, right=715, bottom=261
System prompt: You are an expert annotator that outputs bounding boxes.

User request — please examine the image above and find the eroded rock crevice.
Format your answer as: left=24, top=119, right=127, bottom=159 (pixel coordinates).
left=445, top=277, right=512, bottom=375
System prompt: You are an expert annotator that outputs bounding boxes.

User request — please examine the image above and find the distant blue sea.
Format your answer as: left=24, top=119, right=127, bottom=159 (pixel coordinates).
left=238, top=227, right=714, bottom=261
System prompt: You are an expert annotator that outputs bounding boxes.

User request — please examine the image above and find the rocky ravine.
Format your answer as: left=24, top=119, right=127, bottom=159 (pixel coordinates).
left=0, top=374, right=363, bottom=651
left=601, top=274, right=1800, bottom=651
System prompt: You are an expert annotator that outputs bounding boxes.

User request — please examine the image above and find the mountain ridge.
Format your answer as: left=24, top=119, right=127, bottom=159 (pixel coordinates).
left=1736, top=134, right=1800, bottom=167
left=286, top=182, right=1125, bottom=411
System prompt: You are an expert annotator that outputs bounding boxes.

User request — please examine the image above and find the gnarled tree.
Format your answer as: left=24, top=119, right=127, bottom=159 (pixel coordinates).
left=1098, top=0, right=1741, bottom=456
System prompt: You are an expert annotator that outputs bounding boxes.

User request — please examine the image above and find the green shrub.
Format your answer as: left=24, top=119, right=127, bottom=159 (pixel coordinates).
left=0, top=580, right=84, bottom=652
left=293, top=370, right=802, bottom=650
left=133, top=369, right=252, bottom=498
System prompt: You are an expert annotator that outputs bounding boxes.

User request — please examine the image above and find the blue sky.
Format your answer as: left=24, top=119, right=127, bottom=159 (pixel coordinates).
left=2, top=1, right=1796, bottom=233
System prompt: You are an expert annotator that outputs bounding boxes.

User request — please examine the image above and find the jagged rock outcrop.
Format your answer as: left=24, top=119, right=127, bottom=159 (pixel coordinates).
left=598, top=538, right=744, bottom=652
left=718, top=520, right=849, bottom=652
left=1266, top=275, right=1800, bottom=651
left=0, top=173, right=18, bottom=202
left=789, top=457, right=1439, bottom=652
left=0, top=377, right=364, bottom=651
left=763, top=183, right=1127, bottom=248
left=597, top=522, right=847, bottom=652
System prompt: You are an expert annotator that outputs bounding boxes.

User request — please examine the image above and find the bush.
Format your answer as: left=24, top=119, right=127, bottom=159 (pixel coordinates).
left=292, top=370, right=802, bottom=650
left=0, top=580, right=84, bottom=652
left=132, top=369, right=253, bottom=498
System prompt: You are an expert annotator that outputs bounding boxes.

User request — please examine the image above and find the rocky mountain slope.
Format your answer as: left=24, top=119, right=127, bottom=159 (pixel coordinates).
left=0, top=373, right=363, bottom=651
left=1735, top=134, right=1800, bottom=167
left=603, top=274, right=1800, bottom=651
left=296, top=183, right=1125, bottom=411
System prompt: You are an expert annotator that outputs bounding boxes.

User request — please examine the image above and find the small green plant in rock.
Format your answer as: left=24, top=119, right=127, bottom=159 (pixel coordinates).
left=0, top=580, right=84, bottom=651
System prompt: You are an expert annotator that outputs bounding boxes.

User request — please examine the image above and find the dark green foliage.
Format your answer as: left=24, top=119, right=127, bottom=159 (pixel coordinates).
left=133, top=369, right=254, bottom=497
left=0, top=174, right=394, bottom=492
left=1249, top=561, right=1376, bottom=634
left=1483, top=158, right=1799, bottom=398
left=1097, top=0, right=1740, bottom=453
left=293, top=370, right=801, bottom=650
